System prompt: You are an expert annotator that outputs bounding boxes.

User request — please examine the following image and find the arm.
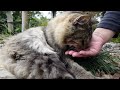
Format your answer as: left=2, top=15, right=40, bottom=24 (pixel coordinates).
left=98, top=11, right=120, bottom=33
left=93, top=28, right=115, bottom=46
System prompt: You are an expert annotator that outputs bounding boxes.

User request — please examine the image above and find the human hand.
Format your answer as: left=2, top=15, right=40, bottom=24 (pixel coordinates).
left=65, top=32, right=105, bottom=57
left=65, top=28, right=115, bottom=57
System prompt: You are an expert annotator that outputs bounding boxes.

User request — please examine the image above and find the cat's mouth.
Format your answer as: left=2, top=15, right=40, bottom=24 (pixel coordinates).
left=64, top=44, right=89, bottom=52
left=64, top=45, right=81, bottom=52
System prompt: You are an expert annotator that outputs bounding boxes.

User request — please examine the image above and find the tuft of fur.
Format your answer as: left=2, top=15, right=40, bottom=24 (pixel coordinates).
left=0, top=11, right=97, bottom=79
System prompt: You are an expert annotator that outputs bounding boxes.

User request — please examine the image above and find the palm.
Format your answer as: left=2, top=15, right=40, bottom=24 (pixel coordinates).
left=65, top=34, right=104, bottom=57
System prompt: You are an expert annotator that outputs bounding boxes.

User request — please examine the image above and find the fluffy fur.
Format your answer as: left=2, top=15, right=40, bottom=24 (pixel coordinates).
left=0, top=11, right=97, bottom=79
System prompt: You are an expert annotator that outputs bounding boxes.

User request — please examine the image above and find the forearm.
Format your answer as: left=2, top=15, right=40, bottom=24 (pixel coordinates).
left=95, top=11, right=120, bottom=41
left=93, top=28, right=116, bottom=45
left=98, top=11, right=120, bottom=32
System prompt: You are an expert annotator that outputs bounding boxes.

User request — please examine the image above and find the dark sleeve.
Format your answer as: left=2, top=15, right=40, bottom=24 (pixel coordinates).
left=97, top=11, right=120, bottom=38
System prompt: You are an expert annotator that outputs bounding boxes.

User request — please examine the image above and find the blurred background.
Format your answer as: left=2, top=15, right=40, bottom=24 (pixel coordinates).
left=1, top=11, right=119, bottom=43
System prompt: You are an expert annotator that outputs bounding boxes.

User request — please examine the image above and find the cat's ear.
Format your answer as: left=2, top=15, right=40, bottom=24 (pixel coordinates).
left=73, top=15, right=91, bottom=25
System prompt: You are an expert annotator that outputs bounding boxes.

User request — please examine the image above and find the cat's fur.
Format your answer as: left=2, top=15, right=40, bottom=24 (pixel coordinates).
left=0, top=11, right=96, bottom=79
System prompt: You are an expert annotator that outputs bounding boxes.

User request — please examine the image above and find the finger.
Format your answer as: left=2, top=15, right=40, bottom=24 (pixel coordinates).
left=72, top=52, right=81, bottom=57
left=71, top=52, right=87, bottom=57
left=65, top=51, right=90, bottom=57
left=72, top=53, right=87, bottom=57
left=68, top=50, right=76, bottom=55
left=79, top=49, right=98, bottom=56
left=65, top=51, right=69, bottom=55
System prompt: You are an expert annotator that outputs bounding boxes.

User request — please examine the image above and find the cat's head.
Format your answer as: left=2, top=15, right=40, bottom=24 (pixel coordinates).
left=46, top=11, right=94, bottom=52
left=63, top=13, right=93, bottom=52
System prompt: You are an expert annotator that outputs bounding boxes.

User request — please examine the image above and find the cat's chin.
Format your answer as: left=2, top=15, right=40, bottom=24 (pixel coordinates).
left=63, top=45, right=80, bottom=52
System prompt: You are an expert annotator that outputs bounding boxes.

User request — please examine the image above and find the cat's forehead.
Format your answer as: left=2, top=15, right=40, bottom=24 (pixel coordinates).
left=68, top=14, right=81, bottom=22
left=67, top=13, right=91, bottom=23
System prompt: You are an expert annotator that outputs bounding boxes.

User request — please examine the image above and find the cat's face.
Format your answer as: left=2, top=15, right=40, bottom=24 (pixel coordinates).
left=46, top=12, right=93, bottom=52
left=63, top=15, right=93, bottom=52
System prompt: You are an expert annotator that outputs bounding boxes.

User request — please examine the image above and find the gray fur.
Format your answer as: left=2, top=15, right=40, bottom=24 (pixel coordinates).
left=0, top=12, right=97, bottom=79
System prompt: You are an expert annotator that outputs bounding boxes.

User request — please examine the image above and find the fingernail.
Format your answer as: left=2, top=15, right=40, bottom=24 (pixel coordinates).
left=65, top=52, right=69, bottom=54
left=72, top=52, right=78, bottom=57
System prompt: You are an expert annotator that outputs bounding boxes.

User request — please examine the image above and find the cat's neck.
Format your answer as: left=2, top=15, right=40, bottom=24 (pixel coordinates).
left=43, top=27, right=59, bottom=52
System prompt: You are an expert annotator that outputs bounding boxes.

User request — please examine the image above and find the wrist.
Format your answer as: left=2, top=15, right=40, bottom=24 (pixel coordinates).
left=93, top=28, right=115, bottom=45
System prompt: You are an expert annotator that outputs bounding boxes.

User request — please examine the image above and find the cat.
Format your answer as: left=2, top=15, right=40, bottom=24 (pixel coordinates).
left=0, top=11, right=97, bottom=79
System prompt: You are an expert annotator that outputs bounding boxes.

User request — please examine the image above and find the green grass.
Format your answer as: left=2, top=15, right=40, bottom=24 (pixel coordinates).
left=70, top=51, right=120, bottom=75
left=0, top=34, right=11, bottom=44
left=111, top=38, right=120, bottom=43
